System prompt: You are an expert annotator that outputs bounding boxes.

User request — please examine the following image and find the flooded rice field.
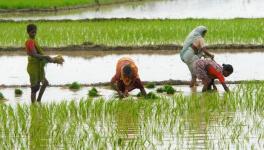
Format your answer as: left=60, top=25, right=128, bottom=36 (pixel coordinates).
left=0, top=50, right=263, bottom=149
left=1, top=0, right=264, bottom=21
left=0, top=85, right=234, bottom=104
left=0, top=49, right=261, bottom=103
left=0, top=50, right=263, bottom=85
left=0, top=83, right=263, bottom=149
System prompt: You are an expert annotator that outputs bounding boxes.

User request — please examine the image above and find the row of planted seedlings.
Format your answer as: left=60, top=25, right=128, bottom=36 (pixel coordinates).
left=0, top=19, right=263, bottom=47
left=0, top=82, right=264, bottom=148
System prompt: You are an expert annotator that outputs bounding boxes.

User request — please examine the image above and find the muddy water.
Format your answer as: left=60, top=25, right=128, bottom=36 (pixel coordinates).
left=1, top=84, right=233, bottom=104
left=0, top=51, right=263, bottom=85
left=1, top=0, right=264, bottom=21
left=0, top=49, right=259, bottom=103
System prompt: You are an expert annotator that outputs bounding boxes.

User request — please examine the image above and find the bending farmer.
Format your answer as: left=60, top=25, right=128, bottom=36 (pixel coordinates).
left=111, top=57, right=146, bottom=98
left=180, top=26, right=214, bottom=87
left=193, top=59, right=233, bottom=92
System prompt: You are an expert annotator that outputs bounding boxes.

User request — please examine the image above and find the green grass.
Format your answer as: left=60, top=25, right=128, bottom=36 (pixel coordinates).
left=0, top=0, right=134, bottom=9
left=0, top=83, right=264, bottom=148
left=0, top=19, right=263, bottom=48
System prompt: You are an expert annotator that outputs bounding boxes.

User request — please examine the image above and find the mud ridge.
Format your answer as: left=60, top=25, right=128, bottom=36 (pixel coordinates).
left=0, top=80, right=262, bottom=88
left=0, top=44, right=263, bottom=52
left=0, top=0, right=144, bottom=13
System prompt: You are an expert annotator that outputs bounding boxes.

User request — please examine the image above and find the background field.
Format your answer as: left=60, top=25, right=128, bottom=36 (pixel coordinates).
left=0, top=19, right=263, bottom=48
left=0, top=0, right=137, bottom=9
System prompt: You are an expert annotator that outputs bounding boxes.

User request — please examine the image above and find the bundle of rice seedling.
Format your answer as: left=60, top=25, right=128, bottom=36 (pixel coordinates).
left=164, top=85, right=175, bottom=94
left=88, top=87, right=99, bottom=97
left=14, top=88, right=23, bottom=96
left=145, top=82, right=156, bottom=89
left=0, top=92, right=4, bottom=100
left=53, top=55, right=64, bottom=65
left=69, top=82, right=81, bottom=90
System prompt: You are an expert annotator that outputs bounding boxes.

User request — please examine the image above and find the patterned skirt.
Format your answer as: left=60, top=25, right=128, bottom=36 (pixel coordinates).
left=193, top=59, right=223, bottom=84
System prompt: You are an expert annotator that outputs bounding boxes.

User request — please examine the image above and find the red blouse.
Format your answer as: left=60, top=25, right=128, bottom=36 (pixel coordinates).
left=207, top=65, right=225, bottom=84
left=25, top=39, right=37, bottom=55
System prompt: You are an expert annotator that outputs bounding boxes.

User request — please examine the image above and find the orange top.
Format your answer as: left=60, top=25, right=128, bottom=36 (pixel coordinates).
left=208, top=65, right=225, bottom=84
left=112, top=57, right=139, bottom=86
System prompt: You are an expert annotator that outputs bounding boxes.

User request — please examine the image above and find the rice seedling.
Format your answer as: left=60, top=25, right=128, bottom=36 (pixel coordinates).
left=163, top=85, right=175, bottom=94
left=88, top=87, right=99, bottom=97
left=0, top=19, right=263, bottom=48
left=0, top=92, right=4, bottom=100
left=14, top=88, right=23, bottom=96
left=144, top=92, right=158, bottom=99
left=69, top=81, right=82, bottom=90
left=0, top=83, right=263, bottom=149
left=156, top=87, right=164, bottom=93
left=137, top=91, right=158, bottom=99
left=145, top=82, right=156, bottom=89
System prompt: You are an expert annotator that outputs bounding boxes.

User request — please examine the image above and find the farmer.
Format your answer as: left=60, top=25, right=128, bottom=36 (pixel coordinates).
left=193, top=59, right=233, bottom=92
left=111, top=57, right=146, bottom=98
left=25, top=24, right=63, bottom=103
left=180, top=26, right=215, bottom=87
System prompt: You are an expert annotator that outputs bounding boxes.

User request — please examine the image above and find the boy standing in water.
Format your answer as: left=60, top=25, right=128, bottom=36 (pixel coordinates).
left=25, top=24, right=58, bottom=103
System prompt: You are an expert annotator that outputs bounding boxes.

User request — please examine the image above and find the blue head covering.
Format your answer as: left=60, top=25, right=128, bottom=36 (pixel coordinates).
left=182, top=26, right=207, bottom=52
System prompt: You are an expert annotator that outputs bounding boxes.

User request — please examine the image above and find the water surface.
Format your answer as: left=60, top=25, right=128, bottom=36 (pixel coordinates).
left=1, top=0, right=263, bottom=21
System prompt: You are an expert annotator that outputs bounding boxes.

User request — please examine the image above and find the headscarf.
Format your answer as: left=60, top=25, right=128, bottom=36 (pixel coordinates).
left=181, top=26, right=207, bottom=53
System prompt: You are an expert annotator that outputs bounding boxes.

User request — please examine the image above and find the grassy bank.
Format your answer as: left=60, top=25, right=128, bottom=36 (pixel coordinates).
left=0, top=0, right=137, bottom=9
left=0, top=83, right=264, bottom=149
left=0, top=19, right=263, bottom=48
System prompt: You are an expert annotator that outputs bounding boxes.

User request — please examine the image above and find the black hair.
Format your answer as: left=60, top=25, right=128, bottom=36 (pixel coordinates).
left=122, top=65, right=132, bottom=77
left=222, top=64, right=233, bottom=73
left=27, top=24, right=37, bottom=33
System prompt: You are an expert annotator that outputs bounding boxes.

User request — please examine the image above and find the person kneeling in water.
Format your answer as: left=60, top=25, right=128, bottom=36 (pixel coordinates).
left=111, top=57, right=146, bottom=98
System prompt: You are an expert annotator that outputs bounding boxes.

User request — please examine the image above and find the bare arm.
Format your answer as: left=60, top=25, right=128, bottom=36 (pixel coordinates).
left=221, top=83, right=230, bottom=92
left=110, top=77, right=125, bottom=98
left=140, top=87, right=147, bottom=96
left=201, top=47, right=214, bottom=59
left=27, top=47, right=53, bottom=63
left=212, top=82, right=218, bottom=91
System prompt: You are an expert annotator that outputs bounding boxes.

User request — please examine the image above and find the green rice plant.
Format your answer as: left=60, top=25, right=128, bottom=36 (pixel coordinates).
left=156, top=87, right=164, bottom=93
left=0, top=19, right=263, bottom=48
left=145, top=92, right=158, bottom=99
left=0, top=92, right=4, bottom=100
left=137, top=92, right=158, bottom=99
left=163, top=85, right=175, bottom=94
left=145, top=82, right=156, bottom=89
left=14, top=88, right=23, bottom=96
left=69, top=82, right=81, bottom=90
left=0, top=83, right=264, bottom=149
left=0, top=0, right=133, bottom=9
left=88, top=87, right=99, bottom=97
